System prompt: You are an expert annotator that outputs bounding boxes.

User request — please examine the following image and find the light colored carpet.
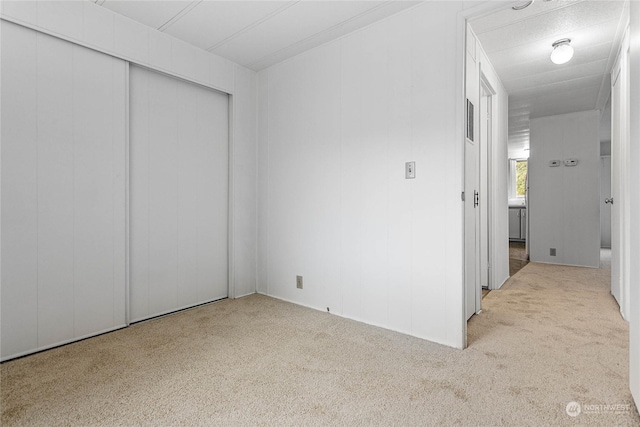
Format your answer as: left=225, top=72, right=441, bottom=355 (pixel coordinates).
left=1, top=260, right=638, bottom=425
left=509, top=241, right=529, bottom=277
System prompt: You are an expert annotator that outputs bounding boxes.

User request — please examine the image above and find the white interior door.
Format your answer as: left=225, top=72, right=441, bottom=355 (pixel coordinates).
left=611, top=48, right=627, bottom=314
left=129, top=65, right=229, bottom=323
left=479, top=87, right=491, bottom=291
left=601, top=156, right=612, bottom=248
left=465, top=137, right=479, bottom=321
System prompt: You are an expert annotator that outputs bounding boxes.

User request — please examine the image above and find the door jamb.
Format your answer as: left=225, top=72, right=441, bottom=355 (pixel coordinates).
left=458, top=1, right=515, bottom=349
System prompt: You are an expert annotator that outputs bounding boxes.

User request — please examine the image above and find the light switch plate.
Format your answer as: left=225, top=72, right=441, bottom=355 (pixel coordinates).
left=405, top=161, right=415, bottom=179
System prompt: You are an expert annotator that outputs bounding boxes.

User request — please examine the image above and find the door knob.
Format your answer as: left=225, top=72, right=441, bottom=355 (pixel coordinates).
left=605, top=198, right=614, bottom=204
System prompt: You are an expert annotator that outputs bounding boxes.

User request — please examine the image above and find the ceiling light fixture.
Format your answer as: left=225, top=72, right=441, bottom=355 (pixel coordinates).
left=550, top=38, right=574, bottom=64
left=512, top=1, right=534, bottom=10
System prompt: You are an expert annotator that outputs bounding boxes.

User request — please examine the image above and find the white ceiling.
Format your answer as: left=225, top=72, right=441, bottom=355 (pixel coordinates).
left=94, top=0, right=421, bottom=71
left=94, top=0, right=627, bottom=155
left=470, top=0, right=628, bottom=155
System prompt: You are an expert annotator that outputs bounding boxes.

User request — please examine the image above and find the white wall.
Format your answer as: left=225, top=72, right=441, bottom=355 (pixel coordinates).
left=257, top=2, right=466, bottom=348
left=628, top=0, right=640, bottom=410
left=529, top=111, right=600, bottom=268
left=1, top=0, right=258, bottom=299
left=232, top=65, right=258, bottom=298
left=465, top=25, right=510, bottom=290
left=0, top=1, right=258, bottom=300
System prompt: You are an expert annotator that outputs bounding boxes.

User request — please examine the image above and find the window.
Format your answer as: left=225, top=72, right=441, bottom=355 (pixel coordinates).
left=509, top=159, right=528, bottom=199
left=515, top=160, right=527, bottom=197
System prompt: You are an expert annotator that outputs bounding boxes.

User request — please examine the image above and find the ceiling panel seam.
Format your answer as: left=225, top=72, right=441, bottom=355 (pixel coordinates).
left=246, top=0, right=396, bottom=70
left=503, top=72, right=606, bottom=90
left=508, top=77, right=603, bottom=95
left=206, top=1, right=301, bottom=53
left=158, top=0, right=203, bottom=32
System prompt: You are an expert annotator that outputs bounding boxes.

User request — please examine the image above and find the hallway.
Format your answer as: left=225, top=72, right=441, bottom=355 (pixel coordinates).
left=469, top=251, right=636, bottom=423
left=509, top=241, right=529, bottom=277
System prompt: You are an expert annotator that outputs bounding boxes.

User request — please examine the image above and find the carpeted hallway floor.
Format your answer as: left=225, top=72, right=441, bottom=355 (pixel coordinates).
left=509, top=241, right=529, bottom=276
left=1, top=258, right=638, bottom=426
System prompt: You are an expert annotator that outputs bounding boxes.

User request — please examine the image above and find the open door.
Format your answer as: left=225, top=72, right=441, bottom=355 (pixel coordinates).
left=465, top=103, right=479, bottom=321
left=479, top=82, right=492, bottom=293
left=610, top=30, right=630, bottom=319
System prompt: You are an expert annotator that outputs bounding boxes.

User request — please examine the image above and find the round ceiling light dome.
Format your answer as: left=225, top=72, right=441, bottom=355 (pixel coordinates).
left=550, top=38, right=574, bottom=64
left=512, top=1, right=534, bottom=10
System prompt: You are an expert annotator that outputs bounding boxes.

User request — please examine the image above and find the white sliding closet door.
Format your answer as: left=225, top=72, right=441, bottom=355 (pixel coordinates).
left=129, top=65, right=229, bottom=322
left=1, top=22, right=127, bottom=361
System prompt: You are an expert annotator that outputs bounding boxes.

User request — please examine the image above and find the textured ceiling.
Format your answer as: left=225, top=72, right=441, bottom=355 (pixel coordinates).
left=470, top=0, right=628, bottom=156
left=94, top=0, right=421, bottom=71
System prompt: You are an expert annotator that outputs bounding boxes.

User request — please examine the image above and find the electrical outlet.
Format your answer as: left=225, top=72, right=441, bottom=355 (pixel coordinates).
left=550, top=248, right=556, bottom=256
left=405, top=161, right=415, bottom=179
left=296, top=275, right=303, bottom=289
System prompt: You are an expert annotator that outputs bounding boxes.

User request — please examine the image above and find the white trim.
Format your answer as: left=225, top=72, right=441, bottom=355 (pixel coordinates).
left=456, top=7, right=467, bottom=350
left=259, top=293, right=456, bottom=349
left=0, top=15, right=234, bottom=96
left=234, top=292, right=257, bottom=299
left=0, top=325, right=126, bottom=362
left=228, top=93, right=235, bottom=299
left=128, top=297, right=228, bottom=325
left=479, top=74, right=495, bottom=298
left=124, top=61, right=131, bottom=326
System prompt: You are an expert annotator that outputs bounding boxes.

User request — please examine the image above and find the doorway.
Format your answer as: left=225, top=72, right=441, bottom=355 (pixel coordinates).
left=610, top=28, right=630, bottom=319
left=464, top=124, right=479, bottom=321
left=479, top=79, right=493, bottom=292
left=465, top=71, right=495, bottom=321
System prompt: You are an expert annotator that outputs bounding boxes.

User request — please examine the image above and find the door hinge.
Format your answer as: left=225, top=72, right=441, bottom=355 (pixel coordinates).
left=461, top=191, right=465, bottom=202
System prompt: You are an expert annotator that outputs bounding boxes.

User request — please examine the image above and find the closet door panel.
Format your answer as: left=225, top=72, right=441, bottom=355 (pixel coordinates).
left=129, top=66, right=151, bottom=322
left=177, top=82, right=201, bottom=308
left=73, top=46, right=122, bottom=336
left=130, top=65, right=228, bottom=322
left=1, top=22, right=126, bottom=360
left=0, top=22, right=39, bottom=358
left=147, top=70, right=180, bottom=316
left=197, top=88, right=229, bottom=302
left=36, top=33, right=75, bottom=346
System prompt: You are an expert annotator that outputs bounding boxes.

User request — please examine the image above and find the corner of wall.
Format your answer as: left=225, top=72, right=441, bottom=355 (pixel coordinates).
left=232, top=64, right=259, bottom=297
left=256, top=69, right=269, bottom=296
left=627, top=0, right=640, bottom=408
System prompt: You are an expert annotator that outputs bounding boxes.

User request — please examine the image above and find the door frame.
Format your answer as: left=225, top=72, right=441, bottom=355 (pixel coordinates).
left=479, top=72, right=496, bottom=294
left=464, top=127, right=479, bottom=322
left=458, top=1, right=530, bottom=349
